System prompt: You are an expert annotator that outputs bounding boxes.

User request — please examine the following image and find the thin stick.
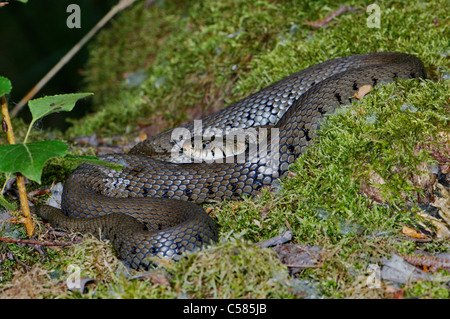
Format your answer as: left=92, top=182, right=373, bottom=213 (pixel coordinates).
left=0, top=236, right=81, bottom=247
left=11, top=0, right=137, bottom=117
left=305, top=6, right=359, bottom=28
left=1, top=96, right=15, bottom=143
left=255, top=230, right=292, bottom=248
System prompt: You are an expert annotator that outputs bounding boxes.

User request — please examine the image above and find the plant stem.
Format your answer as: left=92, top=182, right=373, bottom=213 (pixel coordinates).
left=1, top=96, right=35, bottom=236
left=1, top=96, right=15, bottom=144
left=23, top=119, right=34, bottom=144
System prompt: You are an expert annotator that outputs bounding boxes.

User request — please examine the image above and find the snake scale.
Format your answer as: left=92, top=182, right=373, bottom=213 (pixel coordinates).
left=36, top=52, right=426, bottom=269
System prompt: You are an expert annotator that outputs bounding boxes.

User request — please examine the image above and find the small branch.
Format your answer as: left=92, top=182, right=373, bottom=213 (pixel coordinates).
left=0, top=236, right=81, bottom=247
left=15, top=175, right=34, bottom=235
left=255, top=220, right=293, bottom=248
left=1, top=96, right=15, bottom=143
left=305, top=6, right=359, bottom=28
left=255, top=230, right=293, bottom=248
left=11, top=0, right=138, bottom=116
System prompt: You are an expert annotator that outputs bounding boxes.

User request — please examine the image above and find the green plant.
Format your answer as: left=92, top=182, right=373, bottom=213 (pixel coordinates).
left=0, top=75, right=92, bottom=235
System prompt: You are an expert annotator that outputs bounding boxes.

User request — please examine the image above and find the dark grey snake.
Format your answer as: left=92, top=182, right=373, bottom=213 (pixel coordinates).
left=35, top=52, right=427, bottom=269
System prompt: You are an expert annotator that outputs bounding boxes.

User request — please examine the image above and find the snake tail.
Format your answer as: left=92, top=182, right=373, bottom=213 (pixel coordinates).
left=35, top=202, right=218, bottom=270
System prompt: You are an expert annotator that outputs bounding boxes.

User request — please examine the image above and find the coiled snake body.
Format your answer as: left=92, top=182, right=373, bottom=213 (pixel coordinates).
left=36, top=52, right=426, bottom=269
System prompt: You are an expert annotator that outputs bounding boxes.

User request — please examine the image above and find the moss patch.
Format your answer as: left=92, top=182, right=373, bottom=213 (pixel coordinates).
left=68, top=0, right=448, bottom=138
left=214, top=79, right=450, bottom=298
left=1, top=234, right=296, bottom=299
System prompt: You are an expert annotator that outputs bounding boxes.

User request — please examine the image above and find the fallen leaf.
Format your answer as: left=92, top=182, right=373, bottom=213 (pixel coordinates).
left=354, top=85, right=373, bottom=99
left=380, top=254, right=433, bottom=284
left=402, top=225, right=429, bottom=239
left=416, top=211, right=450, bottom=239
left=129, top=270, right=170, bottom=286
left=273, top=244, right=323, bottom=275
left=432, top=183, right=450, bottom=225
left=359, top=170, right=386, bottom=203
left=385, top=285, right=405, bottom=299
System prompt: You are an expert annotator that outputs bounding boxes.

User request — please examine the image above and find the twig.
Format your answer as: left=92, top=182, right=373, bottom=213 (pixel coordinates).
left=255, top=230, right=293, bottom=248
left=255, top=220, right=293, bottom=248
left=0, top=236, right=81, bottom=247
left=305, top=6, right=359, bottom=28
left=1, top=96, right=34, bottom=236
left=1, top=96, right=15, bottom=143
left=11, top=0, right=137, bottom=116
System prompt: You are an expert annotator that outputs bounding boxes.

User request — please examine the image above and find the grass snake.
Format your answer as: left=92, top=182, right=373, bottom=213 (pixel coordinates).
left=35, top=52, right=426, bottom=269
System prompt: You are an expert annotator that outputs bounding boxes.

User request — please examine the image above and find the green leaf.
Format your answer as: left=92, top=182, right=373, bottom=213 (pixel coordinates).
left=28, top=93, right=92, bottom=123
left=25, top=92, right=93, bottom=142
left=0, top=77, right=12, bottom=96
left=0, top=141, right=68, bottom=183
left=0, top=195, right=16, bottom=211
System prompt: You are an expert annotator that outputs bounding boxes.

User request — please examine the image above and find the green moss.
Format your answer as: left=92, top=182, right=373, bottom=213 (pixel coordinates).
left=13, top=234, right=294, bottom=299
left=149, top=237, right=294, bottom=299
left=405, top=274, right=450, bottom=299
left=0, top=231, right=61, bottom=285
left=214, top=79, right=449, bottom=298
left=68, top=0, right=448, bottom=138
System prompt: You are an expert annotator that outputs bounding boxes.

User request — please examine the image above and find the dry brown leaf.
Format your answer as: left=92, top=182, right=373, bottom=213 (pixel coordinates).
left=402, top=225, right=429, bottom=239
left=273, top=244, right=323, bottom=275
left=129, top=270, right=170, bottom=286
left=432, top=183, right=450, bottom=225
left=359, top=170, right=386, bottom=203
left=416, top=211, right=450, bottom=239
left=354, top=85, right=373, bottom=99
left=385, top=285, right=405, bottom=299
